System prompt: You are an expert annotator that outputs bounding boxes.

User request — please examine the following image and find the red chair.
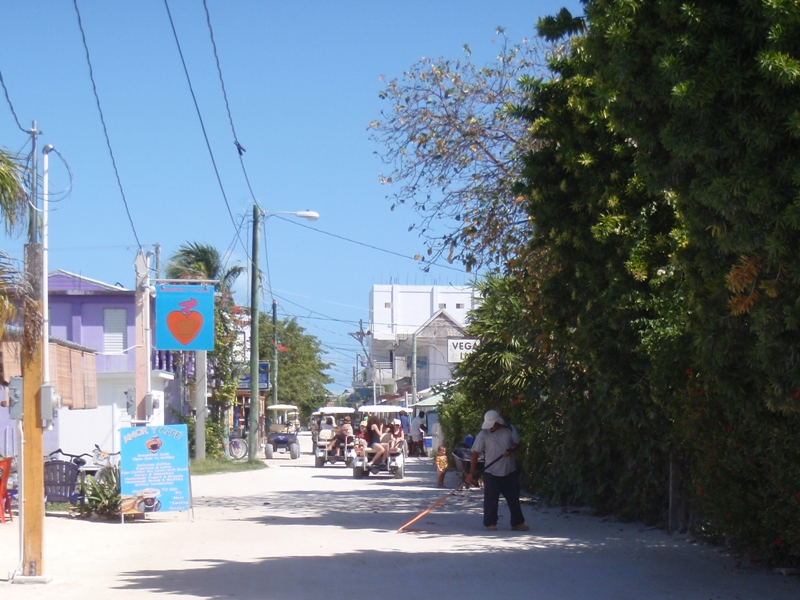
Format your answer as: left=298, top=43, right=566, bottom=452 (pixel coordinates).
left=0, top=457, right=12, bottom=523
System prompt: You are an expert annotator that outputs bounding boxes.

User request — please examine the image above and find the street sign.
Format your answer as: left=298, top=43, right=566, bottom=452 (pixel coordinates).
left=447, top=338, right=480, bottom=363
left=237, top=361, right=270, bottom=390
left=154, top=284, right=215, bottom=351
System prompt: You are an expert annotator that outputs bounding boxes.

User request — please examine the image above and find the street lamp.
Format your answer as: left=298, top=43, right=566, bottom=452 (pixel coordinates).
left=248, top=207, right=319, bottom=461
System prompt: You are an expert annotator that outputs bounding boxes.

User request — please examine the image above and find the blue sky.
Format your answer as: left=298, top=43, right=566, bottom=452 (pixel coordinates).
left=0, top=0, right=580, bottom=390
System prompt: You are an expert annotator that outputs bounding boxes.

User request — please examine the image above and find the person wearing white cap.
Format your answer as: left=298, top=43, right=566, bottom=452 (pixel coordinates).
left=466, top=410, right=528, bottom=531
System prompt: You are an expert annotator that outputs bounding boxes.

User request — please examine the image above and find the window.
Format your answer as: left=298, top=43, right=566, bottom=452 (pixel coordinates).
left=103, top=308, right=127, bottom=353
left=456, top=303, right=464, bottom=309
left=438, top=303, right=446, bottom=309
left=384, top=302, right=391, bottom=308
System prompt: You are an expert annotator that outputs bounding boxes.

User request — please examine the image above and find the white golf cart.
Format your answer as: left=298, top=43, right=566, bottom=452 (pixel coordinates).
left=265, top=404, right=302, bottom=460
left=313, top=406, right=356, bottom=468
left=352, top=404, right=406, bottom=479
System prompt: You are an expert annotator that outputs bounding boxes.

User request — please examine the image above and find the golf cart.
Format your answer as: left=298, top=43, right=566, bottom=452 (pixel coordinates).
left=352, top=404, right=406, bottom=479
left=265, top=404, right=301, bottom=460
left=314, top=406, right=356, bottom=468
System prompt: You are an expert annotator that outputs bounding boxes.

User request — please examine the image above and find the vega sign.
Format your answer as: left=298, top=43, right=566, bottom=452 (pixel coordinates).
left=447, top=338, right=480, bottom=363
left=155, top=284, right=215, bottom=351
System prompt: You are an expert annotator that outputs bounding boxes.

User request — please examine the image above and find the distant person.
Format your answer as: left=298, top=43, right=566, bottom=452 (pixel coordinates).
left=398, top=410, right=410, bottom=436
left=410, top=411, right=427, bottom=456
left=327, top=416, right=353, bottom=457
left=436, top=445, right=448, bottom=487
left=388, top=418, right=405, bottom=452
left=466, top=410, right=528, bottom=532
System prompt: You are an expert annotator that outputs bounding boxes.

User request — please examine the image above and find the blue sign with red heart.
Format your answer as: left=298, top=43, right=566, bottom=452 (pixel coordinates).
left=154, top=284, right=215, bottom=351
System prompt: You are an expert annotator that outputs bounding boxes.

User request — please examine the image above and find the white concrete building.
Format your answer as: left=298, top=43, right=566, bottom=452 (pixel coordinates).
left=364, top=284, right=479, bottom=398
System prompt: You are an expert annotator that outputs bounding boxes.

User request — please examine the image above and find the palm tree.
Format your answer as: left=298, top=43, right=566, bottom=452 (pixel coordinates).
left=164, top=242, right=244, bottom=292
left=0, top=148, right=27, bottom=235
left=0, top=147, right=30, bottom=344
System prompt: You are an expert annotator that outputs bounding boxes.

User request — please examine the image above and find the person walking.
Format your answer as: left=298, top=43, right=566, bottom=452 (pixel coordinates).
left=466, top=410, right=529, bottom=532
left=409, top=411, right=427, bottom=457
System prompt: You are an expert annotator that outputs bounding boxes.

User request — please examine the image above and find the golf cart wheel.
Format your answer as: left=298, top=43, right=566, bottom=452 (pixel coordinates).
left=315, top=455, right=325, bottom=468
left=394, top=462, right=404, bottom=479
left=289, top=443, right=301, bottom=460
left=264, top=443, right=274, bottom=460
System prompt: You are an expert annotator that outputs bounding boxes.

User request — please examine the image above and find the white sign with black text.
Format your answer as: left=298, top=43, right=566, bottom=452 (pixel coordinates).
left=447, top=338, right=480, bottom=363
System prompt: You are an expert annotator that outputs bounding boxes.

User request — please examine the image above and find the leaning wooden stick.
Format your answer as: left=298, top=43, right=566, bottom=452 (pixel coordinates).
left=397, top=451, right=508, bottom=533
left=397, top=483, right=467, bottom=533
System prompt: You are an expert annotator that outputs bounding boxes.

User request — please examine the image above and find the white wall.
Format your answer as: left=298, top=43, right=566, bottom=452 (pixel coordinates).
left=369, top=285, right=477, bottom=342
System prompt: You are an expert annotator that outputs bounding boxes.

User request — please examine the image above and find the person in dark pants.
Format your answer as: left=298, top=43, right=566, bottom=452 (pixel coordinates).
left=466, top=410, right=529, bottom=532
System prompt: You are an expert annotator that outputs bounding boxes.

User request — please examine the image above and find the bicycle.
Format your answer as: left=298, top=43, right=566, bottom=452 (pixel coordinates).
left=91, top=444, right=120, bottom=484
left=228, top=433, right=248, bottom=460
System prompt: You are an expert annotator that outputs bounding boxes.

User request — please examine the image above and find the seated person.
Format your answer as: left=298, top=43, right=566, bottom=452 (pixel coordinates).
left=327, top=416, right=354, bottom=456
left=388, top=418, right=405, bottom=452
left=367, top=416, right=389, bottom=467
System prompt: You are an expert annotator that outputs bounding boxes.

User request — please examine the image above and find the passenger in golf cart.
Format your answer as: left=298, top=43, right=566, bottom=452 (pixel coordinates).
left=351, top=405, right=407, bottom=479
left=314, top=407, right=356, bottom=467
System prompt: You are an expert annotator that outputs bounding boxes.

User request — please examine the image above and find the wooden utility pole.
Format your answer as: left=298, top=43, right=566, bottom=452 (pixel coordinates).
left=21, top=244, right=45, bottom=578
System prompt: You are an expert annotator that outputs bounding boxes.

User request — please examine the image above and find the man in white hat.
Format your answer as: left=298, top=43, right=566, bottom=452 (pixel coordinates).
left=466, top=409, right=528, bottom=531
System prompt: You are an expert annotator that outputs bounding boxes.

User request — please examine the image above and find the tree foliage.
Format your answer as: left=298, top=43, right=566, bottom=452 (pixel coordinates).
left=0, top=148, right=27, bottom=235
left=370, top=30, right=556, bottom=271
left=434, top=0, right=800, bottom=566
left=259, top=315, right=332, bottom=420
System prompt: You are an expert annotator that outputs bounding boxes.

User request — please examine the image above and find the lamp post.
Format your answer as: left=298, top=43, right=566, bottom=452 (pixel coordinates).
left=248, top=208, right=319, bottom=461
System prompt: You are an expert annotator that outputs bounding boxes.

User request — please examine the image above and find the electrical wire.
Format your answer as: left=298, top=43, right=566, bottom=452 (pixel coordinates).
left=73, top=0, right=142, bottom=250
left=162, top=0, right=250, bottom=264
left=45, top=147, right=75, bottom=206
left=273, top=215, right=467, bottom=273
left=0, top=69, right=28, bottom=134
left=261, top=217, right=273, bottom=302
left=202, top=0, right=258, bottom=203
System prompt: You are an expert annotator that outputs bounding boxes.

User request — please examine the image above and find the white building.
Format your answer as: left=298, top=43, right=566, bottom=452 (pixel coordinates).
left=364, top=284, right=479, bottom=398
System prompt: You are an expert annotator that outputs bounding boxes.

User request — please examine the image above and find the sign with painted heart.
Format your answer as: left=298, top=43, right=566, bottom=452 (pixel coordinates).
left=155, top=284, right=215, bottom=350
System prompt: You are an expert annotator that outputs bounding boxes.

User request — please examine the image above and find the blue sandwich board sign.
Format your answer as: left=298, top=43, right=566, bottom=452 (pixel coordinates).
left=119, top=424, right=191, bottom=516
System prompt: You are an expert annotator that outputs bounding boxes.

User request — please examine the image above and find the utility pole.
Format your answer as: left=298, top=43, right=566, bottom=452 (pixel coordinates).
left=154, top=243, right=161, bottom=280
left=248, top=205, right=260, bottom=461
left=194, top=350, right=207, bottom=460
left=272, top=299, right=278, bottom=406
left=18, top=121, right=49, bottom=582
left=411, top=333, right=418, bottom=407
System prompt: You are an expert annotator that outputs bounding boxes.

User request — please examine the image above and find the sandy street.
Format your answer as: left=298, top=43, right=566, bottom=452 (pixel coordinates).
left=0, top=432, right=798, bottom=599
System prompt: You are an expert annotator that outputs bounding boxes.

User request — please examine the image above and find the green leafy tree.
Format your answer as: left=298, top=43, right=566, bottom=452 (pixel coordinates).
left=0, top=148, right=27, bottom=235
left=526, top=0, right=800, bottom=562
left=259, top=315, right=332, bottom=420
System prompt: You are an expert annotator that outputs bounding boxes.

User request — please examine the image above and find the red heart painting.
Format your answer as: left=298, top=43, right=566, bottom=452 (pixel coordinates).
left=166, top=310, right=204, bottom=345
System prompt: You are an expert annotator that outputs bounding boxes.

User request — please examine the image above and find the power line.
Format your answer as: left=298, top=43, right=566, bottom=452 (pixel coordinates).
left=162, top=0, right=249, bottom=263
left=73, top=0, right=142, bottom=249
left=0, top=69, right=27, bottom=133
left=202, top=0, right=258, bottom=203
left=275, top=215, right=467, bottom=273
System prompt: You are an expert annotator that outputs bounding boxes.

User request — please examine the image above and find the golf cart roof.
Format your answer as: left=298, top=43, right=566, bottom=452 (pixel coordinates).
left=357, top=404, right=404, bottom=414
left=266, top=404, right=299, bottom=411
left=318, top=406, right=355, bottom=415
